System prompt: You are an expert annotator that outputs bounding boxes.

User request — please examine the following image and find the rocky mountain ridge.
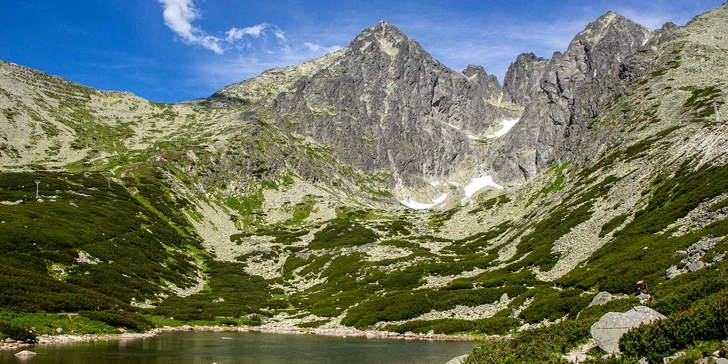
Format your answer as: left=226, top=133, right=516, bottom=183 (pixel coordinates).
left=264, top=22, right=518, bottom=188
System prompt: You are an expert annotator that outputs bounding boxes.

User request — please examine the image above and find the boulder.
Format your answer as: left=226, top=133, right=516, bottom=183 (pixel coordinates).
left=15, top=350, right=37, bottom=357
left=687, top=261, right=705, bottom=272
left=588, top=292, right=613, bottom=307
left=499, top=293, right=509, bottom=305
left=638, top=293, right=653, bottom=304
left=590, top=306, right=666, bottom=354
left=665, top=265, right=682, bottom=280
left=446, top=354, right=468, bottom=364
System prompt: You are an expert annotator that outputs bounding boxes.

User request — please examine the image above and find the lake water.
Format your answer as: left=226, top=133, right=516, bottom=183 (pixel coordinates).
left=0, top=331, right=475, bottom=363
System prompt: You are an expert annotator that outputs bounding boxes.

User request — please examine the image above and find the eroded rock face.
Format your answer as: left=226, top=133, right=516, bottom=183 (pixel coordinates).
left=488, top=12, right=656, bottom=183
left=590, top=306, right=666, bottom=354
left=272, top=22, right=514, bottom=186
left=503, top=53, right=549, bottom=107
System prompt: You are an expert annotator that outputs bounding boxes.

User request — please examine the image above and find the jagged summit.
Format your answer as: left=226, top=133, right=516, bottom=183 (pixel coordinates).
left=352, top=21, right=409, bottom=43
left=348, top=21, right=431, bottom=63
left=578, top=10, right=652, bottom=44
left=483, top=7, right=661, bottom=183
left=269, top=21, right=516, bottom=187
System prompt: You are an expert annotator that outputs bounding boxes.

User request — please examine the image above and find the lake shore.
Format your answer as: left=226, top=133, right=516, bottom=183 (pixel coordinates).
left=0, top=324, right=480, bottom=351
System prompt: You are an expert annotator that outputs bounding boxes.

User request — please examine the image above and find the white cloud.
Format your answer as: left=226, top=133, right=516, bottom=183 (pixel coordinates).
left=226, top=24, right=269, bottom=42
left=157, top=0, right=284, bottom=55
left=158, top=0, right=223, bottom=54
left=273, top=29, right=287, bottom=41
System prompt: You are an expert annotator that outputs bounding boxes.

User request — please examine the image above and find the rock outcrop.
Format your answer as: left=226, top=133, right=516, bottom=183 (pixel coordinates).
left=462, top=64, right=503, bottom=103
left=503, top=53, right=549, bottom=107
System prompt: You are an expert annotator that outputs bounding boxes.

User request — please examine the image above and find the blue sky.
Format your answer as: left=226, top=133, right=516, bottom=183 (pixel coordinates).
left=0, top=0, right=723, bottom=103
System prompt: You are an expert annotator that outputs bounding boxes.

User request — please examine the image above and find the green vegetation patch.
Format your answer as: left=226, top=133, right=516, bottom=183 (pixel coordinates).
left=620, top=290, right=728, bottom=363
left=79, top=310, right=152, bottom=332
left=307, top=213, right=378, bottom=250
left=518, top=287, right=593, bottom=324
left=152, top=260, right=283, bottom=322
left=599, top=213, right=630, bottom=237
left=560, top=163, right=728, bottom=293
left=386, top=316, right=519, bottom=335
left=465, top=320, right=591, bottom=363
left=0, top=171, right=203, bottom=305
left=342, top=286, right=526, bottom=329
left=681, top=86, right=723, bottom=123
left=0, top=312, right=115, bottom=336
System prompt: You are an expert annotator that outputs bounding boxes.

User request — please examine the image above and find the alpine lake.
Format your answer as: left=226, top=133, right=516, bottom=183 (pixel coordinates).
left=0, top=331, right=474, bottom=363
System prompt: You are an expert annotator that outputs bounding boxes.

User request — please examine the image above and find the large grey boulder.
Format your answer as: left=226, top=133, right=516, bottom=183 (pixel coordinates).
left=687, top=261, right=706, bottom=272
left=588, top=292, right=613, bottom=307
left=590, top=306, right=666, bottom=354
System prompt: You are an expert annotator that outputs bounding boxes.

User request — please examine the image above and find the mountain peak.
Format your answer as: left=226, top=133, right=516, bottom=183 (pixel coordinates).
left=590, top=10, right=632, bottom=29
left=358, top=21, right=407, bottom=38
left=573, top=9, right=652, bottom=47
left=350, top=21, right=412, bottom=54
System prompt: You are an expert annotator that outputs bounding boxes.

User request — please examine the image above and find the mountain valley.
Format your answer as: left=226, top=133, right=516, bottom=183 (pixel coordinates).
left=1, top=3, right=728, bottom=363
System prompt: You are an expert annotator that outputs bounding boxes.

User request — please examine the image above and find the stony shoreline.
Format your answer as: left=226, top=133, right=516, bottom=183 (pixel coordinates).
left=0, top=325, right=480, bottom=352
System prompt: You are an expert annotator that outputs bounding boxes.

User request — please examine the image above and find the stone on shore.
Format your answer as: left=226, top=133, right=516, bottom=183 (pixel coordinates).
left=446, top=354, right=468, bottom=364
left=15, top=350, right=37, bottom=357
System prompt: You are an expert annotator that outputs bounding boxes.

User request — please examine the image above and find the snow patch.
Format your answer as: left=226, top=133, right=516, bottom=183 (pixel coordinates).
left=464, top=175, right=503, bottom=198
left=486, top=118, right=520, bottom=139
left=401, top=193, right=448, bottom=210
left=430, top=181, right=441, bottom=187
left=467, top=135, right=478, bottom=140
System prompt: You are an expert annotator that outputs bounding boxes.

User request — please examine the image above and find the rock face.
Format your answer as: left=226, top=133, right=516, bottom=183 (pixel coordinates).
left=487, top=12, right=656, bottom=182
left=270, top=22, right=515, bottom=186
left=503, top=53, right=549, bottom=107
left=590, top=306, right=666, bottom=354
left=462, top=64, right=503, bottom=103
